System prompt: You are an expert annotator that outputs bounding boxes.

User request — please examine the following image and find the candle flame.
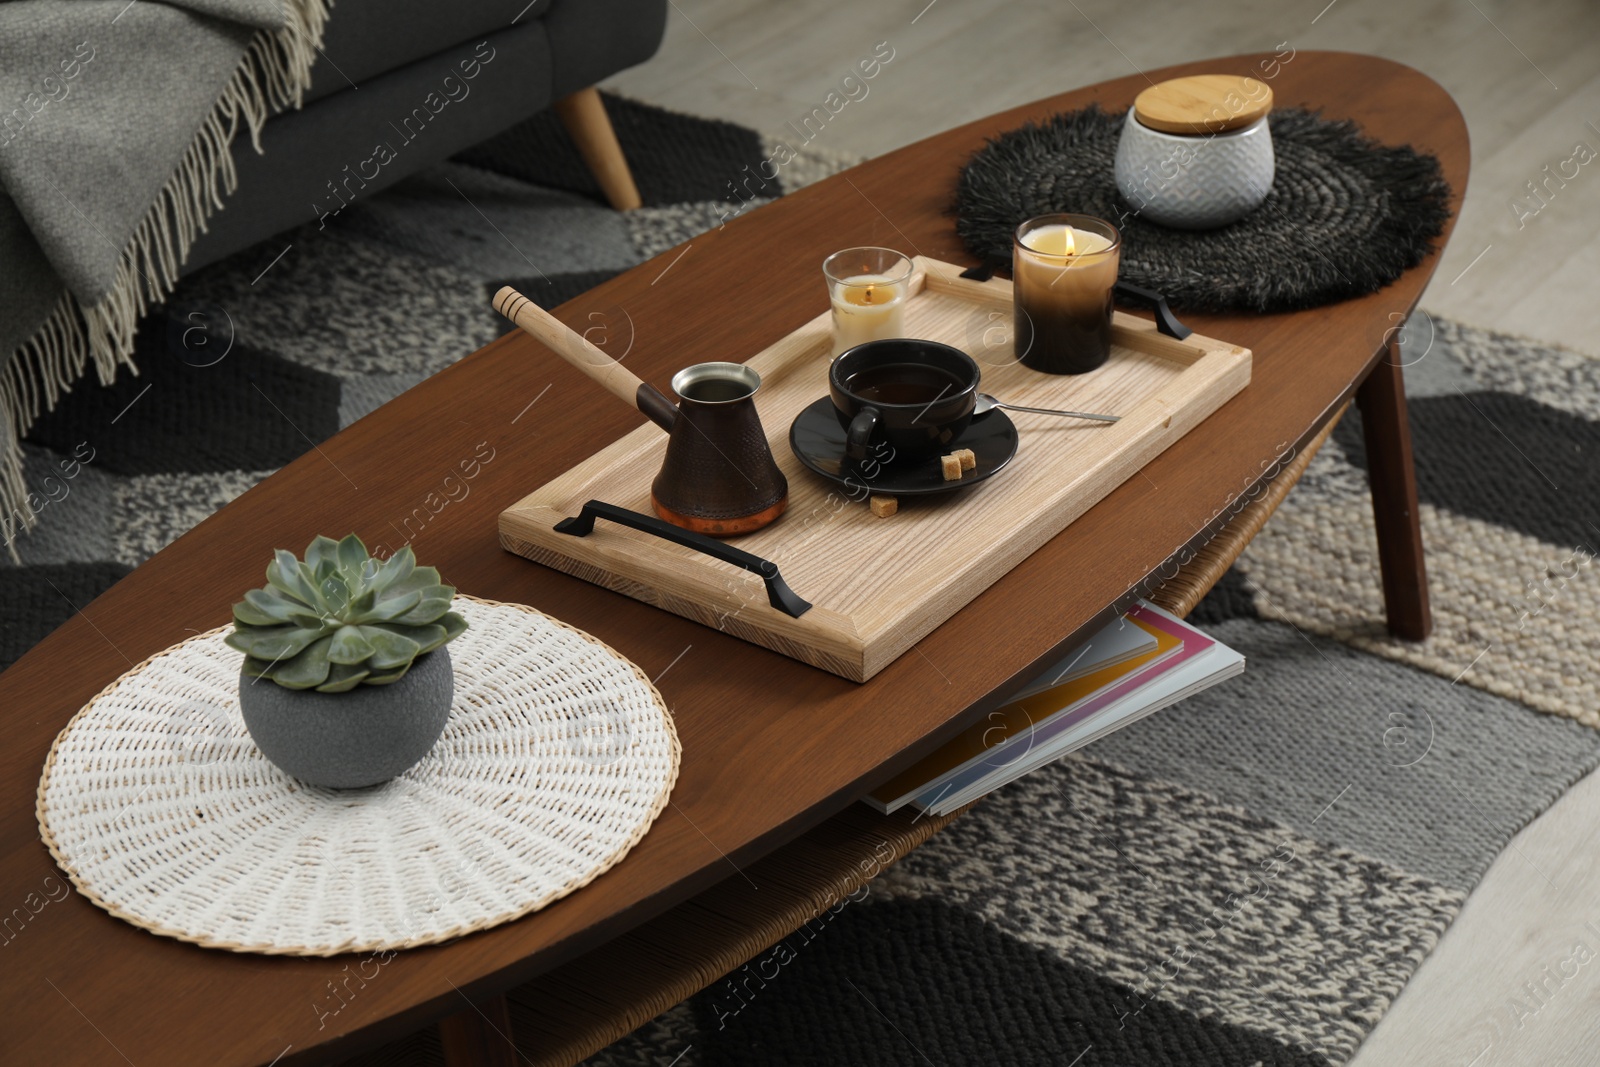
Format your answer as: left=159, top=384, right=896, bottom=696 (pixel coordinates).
left=1023, top=224, right=1079, bottom=259
left=838, top=275, right=900, bottom=308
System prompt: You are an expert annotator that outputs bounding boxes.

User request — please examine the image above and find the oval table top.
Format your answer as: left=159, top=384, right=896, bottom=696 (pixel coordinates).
left=0, top=49, right=1467, bottom=1066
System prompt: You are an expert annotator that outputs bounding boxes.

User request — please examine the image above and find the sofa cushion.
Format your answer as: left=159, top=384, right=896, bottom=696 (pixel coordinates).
left=186, top=24, right=554, bottom=271
left=543, top=0, right=666, bottom=99
left=305, top=0, right=551, bottom=104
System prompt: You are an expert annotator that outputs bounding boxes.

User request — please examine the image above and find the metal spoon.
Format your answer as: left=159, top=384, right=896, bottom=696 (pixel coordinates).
left=974, top=393, right=1120, bottom=423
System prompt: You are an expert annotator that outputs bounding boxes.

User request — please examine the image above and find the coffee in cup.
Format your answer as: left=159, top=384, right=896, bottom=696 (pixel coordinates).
left=829, top=339, right=981, bottom=462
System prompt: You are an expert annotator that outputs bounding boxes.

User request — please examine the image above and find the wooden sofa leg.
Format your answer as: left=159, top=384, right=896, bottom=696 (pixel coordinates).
left=554, top=86, right=643, bottom=211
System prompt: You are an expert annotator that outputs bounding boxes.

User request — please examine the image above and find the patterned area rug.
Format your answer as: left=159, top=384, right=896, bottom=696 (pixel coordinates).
left=4, top=96, right=1597, bottom=1067
left=586, top=325, right=1599, bottom=1066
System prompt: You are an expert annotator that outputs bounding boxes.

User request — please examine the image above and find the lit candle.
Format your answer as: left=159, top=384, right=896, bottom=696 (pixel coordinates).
left=823, top=248, right=913, bottom=359
left=1012, top=215, right=1121, bottom=375
left=829, top=273, right=907, bottom=357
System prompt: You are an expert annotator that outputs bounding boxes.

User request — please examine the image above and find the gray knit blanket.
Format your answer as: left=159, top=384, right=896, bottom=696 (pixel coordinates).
left=0, top=0, right=330, bottom=554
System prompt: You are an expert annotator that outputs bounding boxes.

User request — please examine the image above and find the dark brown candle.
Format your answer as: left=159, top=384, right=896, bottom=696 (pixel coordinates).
left=1012, top=214, right=1121, bottom=375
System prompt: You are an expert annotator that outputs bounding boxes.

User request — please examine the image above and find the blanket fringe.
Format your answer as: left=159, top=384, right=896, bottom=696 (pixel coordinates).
left=1, top=0, right=334, bottom=560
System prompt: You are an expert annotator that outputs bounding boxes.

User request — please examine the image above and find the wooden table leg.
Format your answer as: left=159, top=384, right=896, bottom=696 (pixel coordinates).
left=1356, top=336, right=1432, bottom=640
left=554, top=86, right=643, bottom=212
left=438, top=992, right=520, bottom=1067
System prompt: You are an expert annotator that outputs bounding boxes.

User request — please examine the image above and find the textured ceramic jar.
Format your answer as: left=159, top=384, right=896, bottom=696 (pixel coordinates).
left=1113, top=74, right=1276, bottom=230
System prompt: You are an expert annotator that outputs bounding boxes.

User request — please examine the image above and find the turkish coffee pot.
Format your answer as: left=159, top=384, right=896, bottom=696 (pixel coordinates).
left=494, top=287, right=788, bottom=536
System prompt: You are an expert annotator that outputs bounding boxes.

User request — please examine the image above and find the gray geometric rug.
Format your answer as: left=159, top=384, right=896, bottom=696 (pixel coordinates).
left=5, top=96, right=1597, bottom=1067
left=575, top=334, right=1600, bottom=1064
left=563, top=223, right=1600, bottom=1067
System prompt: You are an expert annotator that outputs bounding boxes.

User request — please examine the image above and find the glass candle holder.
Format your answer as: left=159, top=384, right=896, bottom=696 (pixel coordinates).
left=1012, top=214, right=1121, bottom=375
left=823, top=247, right=912, bottom=358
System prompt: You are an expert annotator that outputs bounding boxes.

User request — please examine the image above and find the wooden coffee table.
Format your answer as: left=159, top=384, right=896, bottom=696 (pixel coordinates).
left=0, top=51, right=1464, bottom=1066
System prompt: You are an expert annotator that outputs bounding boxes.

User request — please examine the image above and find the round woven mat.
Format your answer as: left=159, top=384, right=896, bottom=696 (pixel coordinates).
left=953, top=106, right=1452, bottom=313
left=35, top=596, right=680, bottom=956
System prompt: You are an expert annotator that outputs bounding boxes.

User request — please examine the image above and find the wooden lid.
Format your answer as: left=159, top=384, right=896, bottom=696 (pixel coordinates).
left=1133, top=75, right=1273, bottom=134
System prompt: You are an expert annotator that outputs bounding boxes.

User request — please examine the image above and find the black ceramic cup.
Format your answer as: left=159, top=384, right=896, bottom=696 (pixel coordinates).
left=829, top=339, right=981, bottom=462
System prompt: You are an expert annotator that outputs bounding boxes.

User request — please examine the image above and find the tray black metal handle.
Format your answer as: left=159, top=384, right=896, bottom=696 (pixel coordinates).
left=554, top=500, right=812, bottom=619
left=957, top=264, right=1192, bottom=341
left=1114, top=281, right=1193, bottom=341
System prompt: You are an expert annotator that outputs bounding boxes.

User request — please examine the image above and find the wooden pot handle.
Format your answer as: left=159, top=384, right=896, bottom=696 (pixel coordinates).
left=493, top=286, right=676, bottom=430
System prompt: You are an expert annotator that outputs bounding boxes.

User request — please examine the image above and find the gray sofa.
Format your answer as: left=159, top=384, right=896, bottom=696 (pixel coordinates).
left=184, top=0, right=667, bottom=273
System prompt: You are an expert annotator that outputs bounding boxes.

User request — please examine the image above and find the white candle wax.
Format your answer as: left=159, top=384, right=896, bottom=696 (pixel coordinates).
left=830, top=273, right=907, bottom=357
left=1020, top=223, right=1115, bottom=262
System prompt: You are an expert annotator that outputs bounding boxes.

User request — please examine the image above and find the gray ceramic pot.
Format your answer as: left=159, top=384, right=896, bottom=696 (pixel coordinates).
left=238, top=649, right=454, bottom=788
left=1113, top=113, right=1275, bottom=229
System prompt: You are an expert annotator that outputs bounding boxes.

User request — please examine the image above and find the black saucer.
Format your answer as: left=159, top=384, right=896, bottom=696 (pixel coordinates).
left=788, top=397, right=1018, bottom=496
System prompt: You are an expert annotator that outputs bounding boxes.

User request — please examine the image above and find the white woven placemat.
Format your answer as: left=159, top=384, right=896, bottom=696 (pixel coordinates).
left=36, top=595, right=680, bottom=956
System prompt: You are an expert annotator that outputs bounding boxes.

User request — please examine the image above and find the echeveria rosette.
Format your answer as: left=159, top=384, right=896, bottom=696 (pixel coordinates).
left=225, top=534, right=468, bottom=692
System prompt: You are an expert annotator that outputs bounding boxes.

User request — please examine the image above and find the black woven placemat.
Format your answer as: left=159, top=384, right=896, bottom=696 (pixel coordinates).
left=953, top=106, right=1452, bottom=314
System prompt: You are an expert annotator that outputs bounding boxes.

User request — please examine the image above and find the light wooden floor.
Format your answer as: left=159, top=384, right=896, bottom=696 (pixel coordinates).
left=606, top=3, right=1600, bottom=1063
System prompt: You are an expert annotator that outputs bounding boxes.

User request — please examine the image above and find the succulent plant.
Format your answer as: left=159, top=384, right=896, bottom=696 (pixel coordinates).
left=226, top=534, right=467, bottom=692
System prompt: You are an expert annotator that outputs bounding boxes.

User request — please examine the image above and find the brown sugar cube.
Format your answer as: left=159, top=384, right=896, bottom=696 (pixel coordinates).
left=953, top=448, right=976, bottom=471
left=869, top=494, right=898, bottom=518
left=941, top=454, right=963, bottom=481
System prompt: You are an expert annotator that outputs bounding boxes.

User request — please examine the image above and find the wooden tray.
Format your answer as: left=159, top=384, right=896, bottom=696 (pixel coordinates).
left=499, top=257, right=1251, bottom=681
